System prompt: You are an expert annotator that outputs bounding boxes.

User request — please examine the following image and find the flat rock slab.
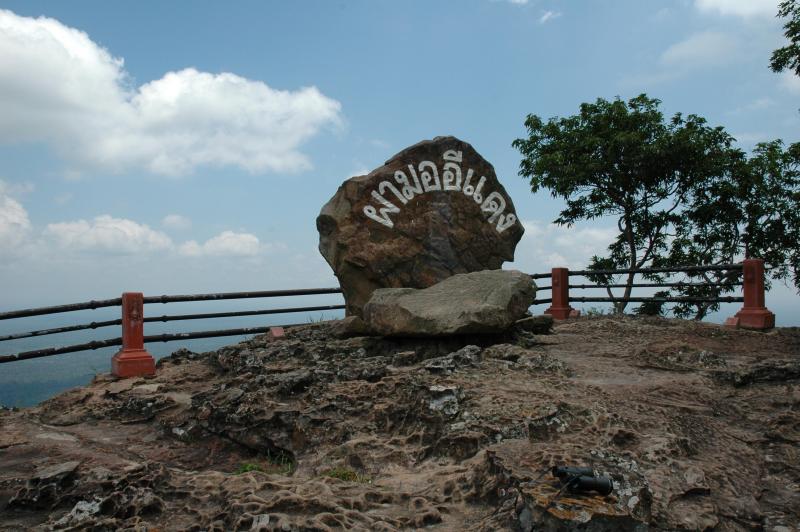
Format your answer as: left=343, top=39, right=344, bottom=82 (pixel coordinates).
left=317, top=136, right=524, bottom=316
left=363, top=269, right=535, bottom=337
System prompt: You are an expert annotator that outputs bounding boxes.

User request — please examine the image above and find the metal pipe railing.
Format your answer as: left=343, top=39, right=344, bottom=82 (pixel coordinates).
left=0, top=298, right=122, bottom=320
left=142, top=304, right=346, bottom=323
left=568, top=296, right=744, bottom=303
left=0, top=260, right=775, bottom=373
left=568, top=282, right=743, bottom=290
left=0, top=319, right=122, bottom=342
left=0, top=337, right=123, bottom=363
left=569, top=263, right=743, bottom=276
left=142, top=287, right=342, bottom=304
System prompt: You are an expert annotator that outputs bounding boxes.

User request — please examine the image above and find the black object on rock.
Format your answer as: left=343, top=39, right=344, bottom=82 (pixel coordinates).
left=552, top=465, right=614, bottom=496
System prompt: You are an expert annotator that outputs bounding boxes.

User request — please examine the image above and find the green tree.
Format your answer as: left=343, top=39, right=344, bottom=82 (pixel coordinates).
left=513, top=94, right=740, bottom=314
left=771, top=0, right=800, bottom=76
left=513, top=95, right=800, bottom=318
left=668, top=141, right=800, bottom=319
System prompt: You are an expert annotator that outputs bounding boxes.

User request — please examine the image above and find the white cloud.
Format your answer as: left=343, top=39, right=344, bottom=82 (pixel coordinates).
left=162, top=214, right=192, bottom=230
left=0, top=9, right=342, bottom=176
left=1, top=181, right=35, bottom=196
left=661, top=31, right=737, bottom=69
left=728, top=97, right=775, bottom=114
left=179, top=231, right=261, bottom=257
left=779, top=72, right=800, bottom=94
left=653, top=7, right=672, bottom=20
left=508, top=0, right=529, bottom=4
left=732, top=131, right=771, bottom=145
left=509, top=220, right=617, bottom=273
left=44, top=215, right=172, bottom=253
left=539, top=10, right=562, bottom=24
left=694, top=0, right=778, bottom=19
left=623, top=30, right=741, bottom=87
left=54, top=192, right=73, bottom=205
left=0, top=181, right=32, bottom=253
left=350, top=160, right=371, bottom=177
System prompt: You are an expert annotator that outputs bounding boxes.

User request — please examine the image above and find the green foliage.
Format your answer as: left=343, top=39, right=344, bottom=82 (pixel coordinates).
left=513, top=94, right=739, bottom=314
left=584, top=306, right=611, bottom=317
left=633, top=291, right=670, bottom=317
left=771, top=1, right=800, bottom=76
left=235, top=462, right=263, bottom=474
left=321, top=467, right=371, bottom=483
left=235, top=451, right=295, bottom=475
left=514, top=95, right=800, bottom=319
left=669, top=140, right=800, bottom=318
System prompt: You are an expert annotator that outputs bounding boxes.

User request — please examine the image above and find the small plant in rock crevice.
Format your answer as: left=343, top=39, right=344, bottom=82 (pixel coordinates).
left=320, top=467, right=372, bottom=484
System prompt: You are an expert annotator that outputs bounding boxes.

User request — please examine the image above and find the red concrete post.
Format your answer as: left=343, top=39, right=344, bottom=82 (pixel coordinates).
left=267, top=326, right=285, bottom=341
left=111, top=292, right=156, bottom=377
left=545, top=267, right=578, bottom=320
left=725, top=259, right=775, bottom=330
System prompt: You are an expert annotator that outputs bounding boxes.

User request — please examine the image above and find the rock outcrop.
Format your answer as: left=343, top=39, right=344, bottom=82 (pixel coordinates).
left=363, top=269, right=535, bottom=336
left=317, top=136, right=524, bottom=316
left=2, top=317, right=799, bottom=530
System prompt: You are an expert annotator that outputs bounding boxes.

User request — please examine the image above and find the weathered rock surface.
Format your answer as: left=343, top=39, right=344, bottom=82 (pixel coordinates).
left=363, top=269, right=535, bottom=336
left=1, top=317, right=799, bottom=531
left=317, top=136, right=524, bottom=316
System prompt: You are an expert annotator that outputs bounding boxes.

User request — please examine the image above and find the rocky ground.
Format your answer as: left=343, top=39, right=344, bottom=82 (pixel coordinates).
left=1, top=316, right=798, bottom=531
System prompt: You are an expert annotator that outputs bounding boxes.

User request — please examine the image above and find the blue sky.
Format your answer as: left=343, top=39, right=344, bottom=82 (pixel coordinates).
left=1, top=0, right=798, bottom=324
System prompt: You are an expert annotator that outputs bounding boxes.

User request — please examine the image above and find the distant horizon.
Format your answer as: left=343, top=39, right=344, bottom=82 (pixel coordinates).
left=1, top=1, right=798, bottom=322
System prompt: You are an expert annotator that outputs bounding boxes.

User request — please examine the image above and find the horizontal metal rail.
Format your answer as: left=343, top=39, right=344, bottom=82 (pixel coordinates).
left=575, top=264, right=745, bottom=276
left=532, top=298, right=552, bottom=305
left=569, top=296, right=744, bottom=303
left=0, top=304, right=348, bottom=342
left=0, top=322, right=320, bottom=364
left=530, top=273, right=551, bottom=280
left=142, top=287, right=342, bottom=304
left=143, top=326, right=274, bottom=343
left=0, top=337, right=123, bottom=363
left=0, top=298, right=122, bottom=321
left=569, top=282, right=743, bottom=290
left=569, top=264, right=743, bottom=276
left=535, top=285, right=552, bottom=291
left=0, top=319, right=122, bottom=342
left=143, top=304, right=346, bottom=323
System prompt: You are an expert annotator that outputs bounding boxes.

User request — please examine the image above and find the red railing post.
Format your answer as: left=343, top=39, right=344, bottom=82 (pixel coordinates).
left=545, top=267, right=579, bottom=320
left=111, top=292, right=156, bottom=377
left=725, top=259, right=775, bottom=330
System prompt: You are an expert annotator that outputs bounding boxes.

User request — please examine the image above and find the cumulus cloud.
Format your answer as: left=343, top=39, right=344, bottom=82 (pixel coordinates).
left=44, top=215, right=173, bottom=253
left=179, top=231, right=261, bottom=257
left=694, top=0, right=778, bottom=19
left=623, top=30, right=740, bottom=87
left=509, top=220, right=617, bottom=273
left=0, top=9, right=342, bottom=176
left=162, top=214, right=192, bottom=230
left=661, top=31, right=737, bottom=69
left=539, top=11, right=562, bottom=24
left=0, top=181, right=32, bottom=253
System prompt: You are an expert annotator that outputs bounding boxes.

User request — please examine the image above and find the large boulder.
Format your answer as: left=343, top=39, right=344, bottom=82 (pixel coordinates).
left=362, top=269, right=535, bottom=337
left=317, top=136, right=524, bottom=316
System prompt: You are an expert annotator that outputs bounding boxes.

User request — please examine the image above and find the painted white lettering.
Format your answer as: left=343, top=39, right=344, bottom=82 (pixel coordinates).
left=418, top=161, right=441, bottom=192
left=481, top=191, right=507, bottom=224
left=395, top=169, right=422, bottom=200
left=361, top=152, right=517, bottom=234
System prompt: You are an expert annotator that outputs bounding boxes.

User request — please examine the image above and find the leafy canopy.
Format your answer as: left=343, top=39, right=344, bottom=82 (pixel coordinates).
left=771, top=0, right=800, bottom=76
left=513, top=95, right=800, bottom=317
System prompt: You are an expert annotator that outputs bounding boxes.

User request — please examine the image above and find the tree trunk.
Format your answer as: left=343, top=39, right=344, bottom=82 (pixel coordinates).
left=617, top=213, right=637, bottom=314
